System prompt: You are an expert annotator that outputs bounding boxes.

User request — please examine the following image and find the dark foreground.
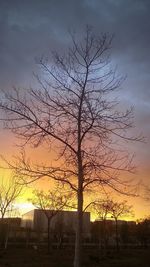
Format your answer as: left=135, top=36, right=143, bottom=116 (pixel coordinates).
left=0, top=247, right=150, bottom=267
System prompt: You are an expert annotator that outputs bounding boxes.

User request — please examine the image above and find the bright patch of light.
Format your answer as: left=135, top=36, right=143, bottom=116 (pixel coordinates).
left=15, top=202, right=35, bottom=215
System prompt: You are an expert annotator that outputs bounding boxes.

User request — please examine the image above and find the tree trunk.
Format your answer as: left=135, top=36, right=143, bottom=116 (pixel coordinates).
left=47, top=218, right=51, bottom=253
left=103, top=219, right=107, bottom=256
left=115, top=219, right=119, bottom=251
left=4, top=223, right=9, bottom=250
left=74, top=188, right=83, bottom=267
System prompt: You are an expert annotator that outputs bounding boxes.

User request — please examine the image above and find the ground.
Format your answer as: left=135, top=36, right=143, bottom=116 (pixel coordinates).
left=0, top=246, right=150, bottom=267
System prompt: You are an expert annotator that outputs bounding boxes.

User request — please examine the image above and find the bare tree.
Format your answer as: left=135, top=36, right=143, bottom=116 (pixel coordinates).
left=0, top=176, right=23, bottom=219
left=109, top=199, right=133, bottom=251
left=0, top=26, right=140, bottom=267
left=0, top=176, right=23, bottom=248
left=30, top=187, right=73, bottom=252
left=136, top=217, right=150, bottom=248
left=94, top=200, right=111, bottom=221
left=93, top=199, right=112, bottom=252
left=93, top=198, right=133, bottom=251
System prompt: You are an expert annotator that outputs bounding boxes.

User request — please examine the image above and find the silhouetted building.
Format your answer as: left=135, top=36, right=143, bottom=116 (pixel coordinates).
left=22, top=209, right=90, bottom=235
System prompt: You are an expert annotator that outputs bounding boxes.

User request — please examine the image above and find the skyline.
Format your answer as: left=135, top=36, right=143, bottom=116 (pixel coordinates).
left=0, top=0, right=150, bottom=220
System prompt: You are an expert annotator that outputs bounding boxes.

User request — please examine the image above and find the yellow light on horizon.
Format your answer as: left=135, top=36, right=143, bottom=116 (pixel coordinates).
left=15, top=202, right=35, bottom=215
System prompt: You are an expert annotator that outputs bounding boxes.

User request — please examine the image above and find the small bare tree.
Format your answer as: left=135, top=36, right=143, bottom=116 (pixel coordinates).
left=109, top=200, right=133, bottom=250
left=30, top=187, right=73, bottom=252
left=0, top=26, right=141, bottom=267
left=93, top=199, right=112, bottom=252
left=0, top=176, right=23, bottom=248
left=0, top=176, right=23, bottom=219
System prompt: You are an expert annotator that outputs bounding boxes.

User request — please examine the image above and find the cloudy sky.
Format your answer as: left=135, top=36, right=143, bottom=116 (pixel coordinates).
left=0, top=0, right=150, bottom=218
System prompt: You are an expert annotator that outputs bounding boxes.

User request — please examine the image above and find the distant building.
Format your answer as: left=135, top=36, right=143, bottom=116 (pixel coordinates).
left=22, top=209, right=90, bottom=235
left=94, top=219, right=136, bottom=226
left=91, top=219, right=137, bottom=244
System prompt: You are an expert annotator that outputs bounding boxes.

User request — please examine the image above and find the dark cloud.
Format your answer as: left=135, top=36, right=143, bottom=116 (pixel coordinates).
left=0, top=0, right=149, bottom=175
left=0, top=0, right=149, bottom=87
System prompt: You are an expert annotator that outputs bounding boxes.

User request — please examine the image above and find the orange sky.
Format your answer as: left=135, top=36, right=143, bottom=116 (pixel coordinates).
left=0, top=1, right=150, bottom=220
left=0, top=129, right=149, bottom=221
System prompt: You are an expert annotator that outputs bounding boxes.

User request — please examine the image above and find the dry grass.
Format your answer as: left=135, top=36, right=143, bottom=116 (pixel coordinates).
left=0, top=247, right=150, bottom=267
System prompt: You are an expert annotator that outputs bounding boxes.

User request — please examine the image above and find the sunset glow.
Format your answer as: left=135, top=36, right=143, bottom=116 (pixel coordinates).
left=0, top=1, right=150, bottom=224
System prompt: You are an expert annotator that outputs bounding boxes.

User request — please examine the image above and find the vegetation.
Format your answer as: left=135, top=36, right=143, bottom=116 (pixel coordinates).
left=0, top=176, right=23, bottom=219
left=0, top=176, right=23, bottom=249
left=0, top=26, right=141, bottom=267
left=0, top=198, right=149, bottom=266
left=30, top=186, right=73, bottom=252
left=0, top=246, right=150, bottom=267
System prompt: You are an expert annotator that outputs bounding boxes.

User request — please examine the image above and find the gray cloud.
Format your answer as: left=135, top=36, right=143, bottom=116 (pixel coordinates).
left=0, top=1, right=149, bottom=87
left=0, top=0, right=149, bottom=171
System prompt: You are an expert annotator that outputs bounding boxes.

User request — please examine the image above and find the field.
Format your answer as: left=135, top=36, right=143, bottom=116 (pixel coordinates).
left=0, top=246, right=150, bottom=267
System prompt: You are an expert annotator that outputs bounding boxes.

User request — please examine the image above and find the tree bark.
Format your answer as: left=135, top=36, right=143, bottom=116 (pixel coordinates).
left=74, top=189, right=83, bottom=267
left=115, top=219, right=119, bottom=251
left=103, top=219, right=107, bottom=256
left=48, top=218, right=51, bottom=253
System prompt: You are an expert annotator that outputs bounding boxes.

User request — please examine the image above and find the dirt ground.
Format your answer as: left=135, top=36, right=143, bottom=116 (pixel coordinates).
left=0, top=247, right=150, bottom=267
